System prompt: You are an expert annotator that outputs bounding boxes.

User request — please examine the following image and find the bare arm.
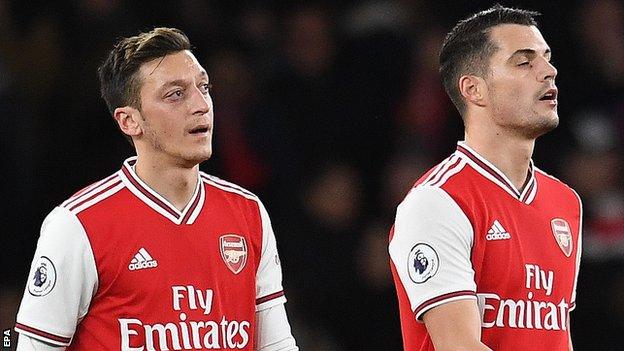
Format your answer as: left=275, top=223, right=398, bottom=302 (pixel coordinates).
left=423, top=300, right=493, bottom=351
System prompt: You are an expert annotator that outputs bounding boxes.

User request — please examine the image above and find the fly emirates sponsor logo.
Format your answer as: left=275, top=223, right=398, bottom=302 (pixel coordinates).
left=119, top=285, right=250, bottom=350
left=477, top=264, right=570, bottom=331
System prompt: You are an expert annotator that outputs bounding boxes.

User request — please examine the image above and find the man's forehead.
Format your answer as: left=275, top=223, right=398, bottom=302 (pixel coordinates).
left=489, top=24, right=550, bottom=54
left=140, top=50, right=206, bottom=82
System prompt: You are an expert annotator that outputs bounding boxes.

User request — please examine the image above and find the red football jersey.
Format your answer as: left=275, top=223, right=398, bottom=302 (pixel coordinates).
left=16, top=157, right=286, bottom=350
left=389, top=142, right=582, bottom=350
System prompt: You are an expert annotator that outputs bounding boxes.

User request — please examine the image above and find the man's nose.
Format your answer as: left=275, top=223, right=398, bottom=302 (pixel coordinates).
left=538, top=58, right=557, bottom=82
left=189, top=87, right=211, bottom=115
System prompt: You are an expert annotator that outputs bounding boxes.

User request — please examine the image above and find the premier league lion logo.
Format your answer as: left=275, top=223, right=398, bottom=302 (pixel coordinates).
left=408, top=243, right=439, bottom=284
left=413, top=249, right=429, bottom=274
left=28, top=256, right=56, bottom=296
left=34, top=265, right=48, bottom=287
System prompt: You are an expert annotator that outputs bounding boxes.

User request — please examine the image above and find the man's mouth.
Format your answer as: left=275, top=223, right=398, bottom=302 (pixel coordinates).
left=189, top=126, right=210, bottom=135
left=539, top=88, right=558, bottom=101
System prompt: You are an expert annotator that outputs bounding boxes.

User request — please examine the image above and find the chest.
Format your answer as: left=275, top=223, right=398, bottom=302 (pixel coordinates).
left=469, top=195, right=579, bottom=301
left=80, top=196, right=262, bottom=320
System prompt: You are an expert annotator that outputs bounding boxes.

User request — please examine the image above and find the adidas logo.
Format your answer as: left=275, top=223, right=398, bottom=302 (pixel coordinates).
left=486, top=220, right=511, bottom=241
left=128, top=247, right=158, bottom=271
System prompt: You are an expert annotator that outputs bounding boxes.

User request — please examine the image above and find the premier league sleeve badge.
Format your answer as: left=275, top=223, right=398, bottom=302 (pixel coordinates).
left=28, top=256, right=57, bottom=297
left=408, top=243, right=440, bottom=284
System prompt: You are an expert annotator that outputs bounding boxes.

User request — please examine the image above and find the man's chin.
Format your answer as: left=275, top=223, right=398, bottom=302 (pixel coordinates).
left=529, top=114, right=559, bottom=139
left=545, top=112, right=559, bottom=131
left=180, top=149, right=212, bottom=168
left=191, top=151, right=212, bottom=165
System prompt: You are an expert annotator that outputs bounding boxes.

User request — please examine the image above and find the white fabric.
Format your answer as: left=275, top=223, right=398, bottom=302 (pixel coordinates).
left=16, top=334, right=65, bottom=351
left=389, top=186, right=477, bottom=320
left=255, top=304, right=299, bottom=351
left=256, top=200, right=287, bottom=310
left=15, top=207, right=97, bottom=346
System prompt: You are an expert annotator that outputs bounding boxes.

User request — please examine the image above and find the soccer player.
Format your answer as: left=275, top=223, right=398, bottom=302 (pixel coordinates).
left=14, top=28, right=298, bottom=350
left=389, top=5, right=581, bottom=351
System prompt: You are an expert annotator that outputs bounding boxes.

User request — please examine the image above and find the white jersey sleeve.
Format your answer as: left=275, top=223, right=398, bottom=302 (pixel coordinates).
left=389, top=186, right=477, bottom=321
left=255, top=304, right=298, bottom=351
left=255, top=200, right=287, bottom=311
left=16, top=333, right=66, bottom=351
left=15, top=207, right=98, bottom=346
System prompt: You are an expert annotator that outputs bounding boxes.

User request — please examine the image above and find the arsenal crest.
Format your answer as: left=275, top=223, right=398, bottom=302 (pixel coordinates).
left=551, top=218, right=573, bottom=257
left=220, top=234, right=248, bottom=274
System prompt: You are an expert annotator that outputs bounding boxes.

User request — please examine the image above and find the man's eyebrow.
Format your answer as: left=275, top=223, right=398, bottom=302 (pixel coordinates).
left=159, top=79, right=189, bottom=91
left=509, top=48, right=551, bottom=59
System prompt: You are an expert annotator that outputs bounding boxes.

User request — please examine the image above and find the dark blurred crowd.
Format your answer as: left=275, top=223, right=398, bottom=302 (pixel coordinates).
left=1, top=0, right=623, bottom=349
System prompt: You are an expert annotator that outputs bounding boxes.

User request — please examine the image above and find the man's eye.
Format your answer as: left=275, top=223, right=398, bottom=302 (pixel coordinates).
left=165, top=90, right=184, bottom=100
left=518, top=62, right=530, bottom=66
left=201, top=83, right=213, bottom=93
left=167, top=90, right=182, bottom=97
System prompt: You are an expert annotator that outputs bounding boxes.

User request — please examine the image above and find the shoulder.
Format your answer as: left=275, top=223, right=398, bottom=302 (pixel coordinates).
left=534, top=167, right=582, bottom=202
left=534, top=167, right=583, bottom=220
left=400, top=185, right=455, bottom=209
left=535, top=167, right=570, bottom=187
left=200, top=174, right=275, bottom=241
left=36, top=206, right=92, bottom=256
left=200, top=172, right=260, bottom=201
left=200, top=173, right=268, bottom=218
left=59, top=171, right=125, bottom=215
left=41, top=206, right=84, bottom=233
left=394, top=149, right=475, bottom=215
left=397, top=185, right=468, bottom=224
left=413, top=153, right=468, bottom=189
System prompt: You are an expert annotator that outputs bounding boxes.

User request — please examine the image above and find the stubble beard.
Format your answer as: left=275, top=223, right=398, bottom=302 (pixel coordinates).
left=490, top=91, right=559, bottom=140
left=520, top=109, right=559, bottom=139
left=142, top=120, right=212, bottom=167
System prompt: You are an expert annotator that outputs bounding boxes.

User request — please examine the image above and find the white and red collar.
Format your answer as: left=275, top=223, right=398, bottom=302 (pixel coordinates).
left=455, top=142, right=537, bottom=204
left=118, top=156, right=205, bottom=225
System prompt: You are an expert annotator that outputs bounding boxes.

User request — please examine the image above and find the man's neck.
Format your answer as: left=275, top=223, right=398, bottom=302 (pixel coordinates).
left=464, top=130, right=535, bottom=192
left=134, top=154, right=199, bottom=211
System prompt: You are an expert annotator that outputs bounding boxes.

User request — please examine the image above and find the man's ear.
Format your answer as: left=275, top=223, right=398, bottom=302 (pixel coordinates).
left=458, top=75, right=487, bottom=108
left=113, top=106, right=143, bottom=138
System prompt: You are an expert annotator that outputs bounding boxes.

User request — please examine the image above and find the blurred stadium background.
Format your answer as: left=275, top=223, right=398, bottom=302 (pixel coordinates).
left=1, top=0, right=623, bottom=349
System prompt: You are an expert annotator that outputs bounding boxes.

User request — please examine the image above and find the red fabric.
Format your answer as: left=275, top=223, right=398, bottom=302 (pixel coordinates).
left=391, top=150, right=581, bottom=350
left=67, top=182, right=264, bottom=350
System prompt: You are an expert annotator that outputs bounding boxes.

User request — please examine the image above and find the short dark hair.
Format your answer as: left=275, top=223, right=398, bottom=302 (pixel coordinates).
left=98, top=27, right=191, bottom=115
left=439, top=4, right=540, bottom=115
